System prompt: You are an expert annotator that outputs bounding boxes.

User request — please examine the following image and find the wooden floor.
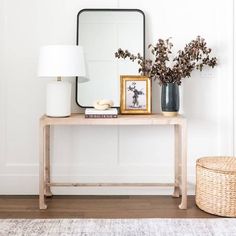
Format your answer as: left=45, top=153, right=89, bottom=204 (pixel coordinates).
left=0, top=195, right=217, bottom=219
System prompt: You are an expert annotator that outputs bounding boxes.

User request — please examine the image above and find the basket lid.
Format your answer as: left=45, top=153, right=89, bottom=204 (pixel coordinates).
left=197, top=156, right=236, bottom=172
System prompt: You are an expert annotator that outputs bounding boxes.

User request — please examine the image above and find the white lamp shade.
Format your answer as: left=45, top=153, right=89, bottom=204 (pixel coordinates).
left=38, top=45, right=86, bottom=77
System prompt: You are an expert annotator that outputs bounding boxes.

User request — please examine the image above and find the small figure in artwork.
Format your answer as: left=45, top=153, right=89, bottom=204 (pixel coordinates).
left=128, top=82, right=144, bottom=108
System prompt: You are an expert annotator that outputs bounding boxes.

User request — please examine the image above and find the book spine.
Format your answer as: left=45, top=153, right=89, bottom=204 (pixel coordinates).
left=85, top=114, right=118, bottom=118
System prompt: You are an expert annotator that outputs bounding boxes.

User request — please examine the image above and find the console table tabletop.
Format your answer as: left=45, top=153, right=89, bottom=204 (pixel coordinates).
left=40, top=113, right=186, bottom=125
left=39, top=113, right=187, bottom=210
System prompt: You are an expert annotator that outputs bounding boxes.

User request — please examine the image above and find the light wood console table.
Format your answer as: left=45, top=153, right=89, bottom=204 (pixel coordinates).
left=39, top=114, right=187, bottom=210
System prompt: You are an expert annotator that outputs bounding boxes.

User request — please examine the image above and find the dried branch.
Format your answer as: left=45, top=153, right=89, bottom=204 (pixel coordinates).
left=115, top=36, right=217, bottom=85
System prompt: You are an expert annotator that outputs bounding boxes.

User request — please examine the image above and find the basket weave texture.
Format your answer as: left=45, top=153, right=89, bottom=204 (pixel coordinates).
left=196, top=156, right=236, bottom=217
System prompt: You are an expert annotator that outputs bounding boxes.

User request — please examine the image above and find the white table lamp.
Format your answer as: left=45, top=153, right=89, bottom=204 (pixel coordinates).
left=38, top=45, right=86, bottom=117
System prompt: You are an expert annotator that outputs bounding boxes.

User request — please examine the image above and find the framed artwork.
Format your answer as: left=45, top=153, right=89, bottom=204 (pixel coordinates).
left=120, top=75, right=151, bottom=114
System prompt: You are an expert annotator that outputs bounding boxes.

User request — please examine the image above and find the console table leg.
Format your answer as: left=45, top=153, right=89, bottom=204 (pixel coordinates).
left=45, top=125, right=52, bottom=197
left=173, top=125, right=180, bottom=198
left=179, top=122, right=187, bottom=210
left=39, top=123, right=47, bottom=210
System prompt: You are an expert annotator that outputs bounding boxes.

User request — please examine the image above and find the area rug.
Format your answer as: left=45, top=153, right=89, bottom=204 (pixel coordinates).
left=0, top=218, right=236, bottom=236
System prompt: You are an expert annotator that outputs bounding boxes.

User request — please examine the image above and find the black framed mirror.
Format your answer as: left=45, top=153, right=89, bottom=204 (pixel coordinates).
left=76, top=9, right=145, bottom=108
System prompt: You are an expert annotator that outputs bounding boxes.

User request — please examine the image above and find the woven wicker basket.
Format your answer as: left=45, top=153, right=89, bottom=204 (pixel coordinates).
left=196, top=156, right=236, bottom=217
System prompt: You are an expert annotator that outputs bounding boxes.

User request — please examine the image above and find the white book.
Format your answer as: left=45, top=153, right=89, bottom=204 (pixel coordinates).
left=85, top=108, right=118, bottom=115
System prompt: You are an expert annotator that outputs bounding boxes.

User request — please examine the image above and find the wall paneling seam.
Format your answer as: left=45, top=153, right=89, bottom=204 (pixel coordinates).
left=233, top=0, right=235, bottom=156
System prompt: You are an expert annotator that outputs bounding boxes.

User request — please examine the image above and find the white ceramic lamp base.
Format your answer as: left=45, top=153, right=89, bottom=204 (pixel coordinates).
left=46, top=81, right=71, bottom=117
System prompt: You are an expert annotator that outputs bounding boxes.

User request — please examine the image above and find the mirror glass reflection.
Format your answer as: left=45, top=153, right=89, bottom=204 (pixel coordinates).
left=76, top=9, right=145, bottom=107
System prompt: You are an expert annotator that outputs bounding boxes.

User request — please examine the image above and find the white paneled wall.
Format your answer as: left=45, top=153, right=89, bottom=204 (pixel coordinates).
left=0, top=0, right=234, bottom=194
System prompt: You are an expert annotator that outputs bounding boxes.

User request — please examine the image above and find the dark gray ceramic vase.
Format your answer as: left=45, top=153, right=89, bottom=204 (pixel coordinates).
left=161, top=82, right=179, bottom=116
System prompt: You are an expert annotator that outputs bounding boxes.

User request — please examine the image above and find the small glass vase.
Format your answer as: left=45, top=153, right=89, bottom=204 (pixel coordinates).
left=161, top=82, right=179, bottom=117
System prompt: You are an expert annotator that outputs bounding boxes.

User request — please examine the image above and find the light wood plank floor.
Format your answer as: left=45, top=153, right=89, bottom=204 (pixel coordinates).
left=0, top=195, right=217, bottom=218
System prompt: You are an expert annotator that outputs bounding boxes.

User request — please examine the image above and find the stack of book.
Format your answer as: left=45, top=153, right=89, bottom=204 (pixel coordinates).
left=85, top=108, right=118, bottom=118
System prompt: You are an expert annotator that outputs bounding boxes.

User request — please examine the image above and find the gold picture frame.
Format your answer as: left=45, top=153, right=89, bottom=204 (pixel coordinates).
left=120, top=75, right=151, bottom=114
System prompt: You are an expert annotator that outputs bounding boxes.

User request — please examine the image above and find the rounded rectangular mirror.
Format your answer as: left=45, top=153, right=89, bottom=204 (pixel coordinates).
left=76, top=9, right=145, bottom=108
